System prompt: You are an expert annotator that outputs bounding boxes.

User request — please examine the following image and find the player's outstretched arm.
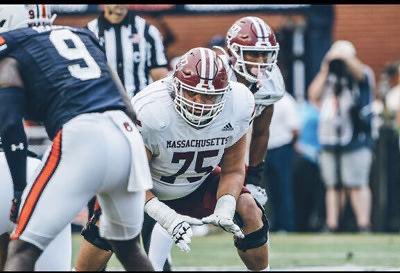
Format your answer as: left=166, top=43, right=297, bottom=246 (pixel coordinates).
left=245, top=104, right=274, bottom=206
left=249, top=104, right=273, bottom=167
left=202, top=134, right=247, bottom=238
left=144, top=193, right=203, bottom=253
left=143, top=147, right=202, bottom=253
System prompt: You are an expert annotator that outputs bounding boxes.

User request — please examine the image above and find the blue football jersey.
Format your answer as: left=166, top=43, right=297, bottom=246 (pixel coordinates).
left=0, top=25, right=126, bottom=139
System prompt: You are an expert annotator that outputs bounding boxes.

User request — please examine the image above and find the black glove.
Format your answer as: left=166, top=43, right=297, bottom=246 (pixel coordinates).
left=81, top=206, right=102, bottom=237
left=245, top=162, right=265, bottom=188
left=81, top=206, right=113, bottom=251
left=10, top=190, right=23, bottom=224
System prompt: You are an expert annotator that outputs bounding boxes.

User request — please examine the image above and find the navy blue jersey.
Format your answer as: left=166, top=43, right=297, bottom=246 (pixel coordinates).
left=0, top=25, right=126, bottom=139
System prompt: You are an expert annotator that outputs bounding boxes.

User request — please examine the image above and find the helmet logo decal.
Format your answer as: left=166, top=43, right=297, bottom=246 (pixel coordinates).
left=176, top=53, right=188, bottom=71
left=228, top=24, right=241, bottom=37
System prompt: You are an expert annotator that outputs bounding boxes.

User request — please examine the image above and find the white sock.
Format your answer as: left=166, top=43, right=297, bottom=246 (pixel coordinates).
left=248, top=264, right=271, bottom=271
left=262, top=264, right=271, bottom=271
left=148, top=223, right=174, bottom=271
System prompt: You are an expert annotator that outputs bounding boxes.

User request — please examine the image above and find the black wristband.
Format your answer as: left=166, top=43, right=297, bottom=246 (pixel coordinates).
left=246, top=161, right=265, bottom=188
left=247, top=161, right=265, bottom=175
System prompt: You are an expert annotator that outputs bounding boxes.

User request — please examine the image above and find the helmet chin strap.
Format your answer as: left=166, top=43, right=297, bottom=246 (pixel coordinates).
left=229, top=45, right=258, bottom=84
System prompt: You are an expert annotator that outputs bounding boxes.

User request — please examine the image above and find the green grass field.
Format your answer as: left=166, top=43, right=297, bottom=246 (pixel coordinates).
left=71, top=231, right=400, bottom=271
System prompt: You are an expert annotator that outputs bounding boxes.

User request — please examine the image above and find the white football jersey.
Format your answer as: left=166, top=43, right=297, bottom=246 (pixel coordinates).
left=220, top=53, right=285, bottom=117
left=132, top=77, right=255, bottom=200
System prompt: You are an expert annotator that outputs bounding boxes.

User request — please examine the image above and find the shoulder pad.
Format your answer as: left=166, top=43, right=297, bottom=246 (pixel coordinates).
left=254, top=65, right=285, bottom=106
left=230, top=81, right=255, bottom=121
left=131, top=82, right=172, bottom=132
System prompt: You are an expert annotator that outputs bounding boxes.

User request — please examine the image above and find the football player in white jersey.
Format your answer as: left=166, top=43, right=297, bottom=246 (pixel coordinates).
left=143, top=18, right=284, bottom=270
left=216, top=16, right=285, bottom=206
left=74, top=47, right=271, bottom=271
left=0, top=142, right=71, bottom=271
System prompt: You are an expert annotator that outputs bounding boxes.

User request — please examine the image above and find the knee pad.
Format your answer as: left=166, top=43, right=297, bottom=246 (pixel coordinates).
left=233, top=198, right=270, bottom=252
left=81, top=211, right=113, bottom=252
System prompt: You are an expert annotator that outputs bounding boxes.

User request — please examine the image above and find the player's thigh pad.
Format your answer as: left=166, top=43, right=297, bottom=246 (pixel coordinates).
left=13, top=113, right=130, bottom=250
left=148, top=222, right=173, bottom=271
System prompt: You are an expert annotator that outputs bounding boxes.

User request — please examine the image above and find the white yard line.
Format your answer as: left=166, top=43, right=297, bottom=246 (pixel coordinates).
left=173, top=265, right=400, bottom=271
left=108, top=265, right=400, bottom=271
left=270, top=252, right=400, bottom=259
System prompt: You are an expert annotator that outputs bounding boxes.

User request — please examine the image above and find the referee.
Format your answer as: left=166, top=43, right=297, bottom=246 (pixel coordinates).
left=87, top=5, right=169, bottom=98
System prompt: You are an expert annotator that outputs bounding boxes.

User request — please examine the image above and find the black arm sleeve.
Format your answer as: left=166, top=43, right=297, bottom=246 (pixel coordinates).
left=0, top=87, right=27, bottom=193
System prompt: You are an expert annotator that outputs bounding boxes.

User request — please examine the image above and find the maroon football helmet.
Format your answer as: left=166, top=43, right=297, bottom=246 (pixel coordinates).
left=226, top=16, right=279, bottom=82
left=173, top=47, right=230, bottom=128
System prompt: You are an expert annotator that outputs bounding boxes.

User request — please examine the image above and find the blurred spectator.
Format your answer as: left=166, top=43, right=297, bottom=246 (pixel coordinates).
left=384, top=63, right=400, bottom=124
left=305, top=5, right=335, bottom=89
left=87, top=4, right=169, bottom=98
left=265, top=91, right=300, bottom=232
left=293, top=100, right=325, bottom=232
left=309, top=40, right=375, bottom=232
left=380, top=62, right=400, bottom=232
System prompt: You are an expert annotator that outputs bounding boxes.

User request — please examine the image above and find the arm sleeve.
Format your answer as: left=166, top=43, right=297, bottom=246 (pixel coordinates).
left=0, top=87, right=27, bottom=193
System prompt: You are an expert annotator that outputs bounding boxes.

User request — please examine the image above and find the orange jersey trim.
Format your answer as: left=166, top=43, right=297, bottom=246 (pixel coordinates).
left=11, top=130, right=62, bottom=240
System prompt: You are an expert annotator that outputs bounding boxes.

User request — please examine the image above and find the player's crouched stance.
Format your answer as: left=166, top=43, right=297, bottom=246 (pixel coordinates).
left=76, top=47, right=271, bottom=271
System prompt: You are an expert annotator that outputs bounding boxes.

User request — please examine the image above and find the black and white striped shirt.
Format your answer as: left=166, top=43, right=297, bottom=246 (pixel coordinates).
left=87, top=11, right=168, bottom=98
